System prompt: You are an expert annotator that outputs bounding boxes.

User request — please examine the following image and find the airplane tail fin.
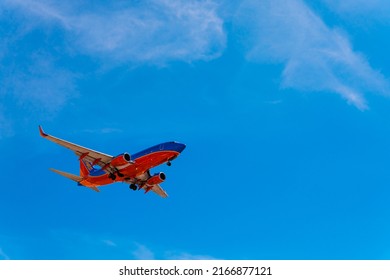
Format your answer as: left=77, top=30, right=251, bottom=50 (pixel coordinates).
left=50, top=168, right=83, bottom=182
left=79, top=159, right=92, bottom=177
left=50, top=168, right=100, bottom=192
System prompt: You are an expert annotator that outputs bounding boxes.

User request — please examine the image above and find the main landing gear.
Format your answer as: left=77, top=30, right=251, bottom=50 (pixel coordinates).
left=167, top=161, right=172, bottom=166
left=109, top=171, right=124, bottom=180
left=129, top=184, right=137, bottom=191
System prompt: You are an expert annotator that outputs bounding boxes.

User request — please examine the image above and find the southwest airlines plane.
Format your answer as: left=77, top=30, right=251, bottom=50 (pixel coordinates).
left=39, top=126, right=186, bottom=198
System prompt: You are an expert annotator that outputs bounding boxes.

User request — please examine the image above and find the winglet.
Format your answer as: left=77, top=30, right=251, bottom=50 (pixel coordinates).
left=39, top=125, right=48, bottom=137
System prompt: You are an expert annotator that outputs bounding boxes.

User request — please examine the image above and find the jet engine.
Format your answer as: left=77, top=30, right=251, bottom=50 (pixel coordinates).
left=146, top=172, right=166, bottom=185
left=110, top=153, right=131, bottom=167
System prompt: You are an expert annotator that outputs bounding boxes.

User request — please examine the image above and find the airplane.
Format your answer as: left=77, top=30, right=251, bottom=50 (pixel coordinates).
left=39, top=126, right=186, bottom=198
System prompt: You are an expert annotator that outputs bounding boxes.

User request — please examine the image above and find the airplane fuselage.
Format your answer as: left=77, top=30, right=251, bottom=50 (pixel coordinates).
left=39, top=125, right=185, bottom=197
left=80, top=141, right=185, bottom=187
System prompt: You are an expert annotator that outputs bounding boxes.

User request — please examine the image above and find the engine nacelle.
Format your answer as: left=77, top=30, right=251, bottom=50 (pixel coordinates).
left=146, top=172, right=166, bottom=185
left=110, top=153, right=131, bottom=167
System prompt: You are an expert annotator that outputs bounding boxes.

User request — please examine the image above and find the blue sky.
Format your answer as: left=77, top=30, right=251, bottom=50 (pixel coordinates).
left=1, top=0, right=390, bottom=260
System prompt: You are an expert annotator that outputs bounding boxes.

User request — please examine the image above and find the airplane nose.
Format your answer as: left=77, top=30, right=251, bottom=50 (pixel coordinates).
left=176, top=143, right=186, bottom=153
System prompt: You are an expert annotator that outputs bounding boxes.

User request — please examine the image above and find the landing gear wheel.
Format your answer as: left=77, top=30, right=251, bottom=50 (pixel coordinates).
left=109, top=174, right=116, bottom=180
left=129, top=184, right=137, bottom=191
left=167, top=161, right=172, bottom=166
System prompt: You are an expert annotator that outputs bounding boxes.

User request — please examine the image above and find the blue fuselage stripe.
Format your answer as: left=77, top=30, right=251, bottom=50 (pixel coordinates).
left=132, top=142, right=185, bottom=160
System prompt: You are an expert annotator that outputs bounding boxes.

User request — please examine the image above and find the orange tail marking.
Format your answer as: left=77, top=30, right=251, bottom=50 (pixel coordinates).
left=79, top=160, right=90, bottom=177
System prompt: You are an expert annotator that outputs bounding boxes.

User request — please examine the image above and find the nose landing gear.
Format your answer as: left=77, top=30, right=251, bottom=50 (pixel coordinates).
left=129, top=184, right=137, bottom=191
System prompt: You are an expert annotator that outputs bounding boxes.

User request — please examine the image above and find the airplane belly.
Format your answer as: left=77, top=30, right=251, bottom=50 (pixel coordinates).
left=120, top=151, right=179, bottom=177
left=82, top=175, right=113, bottom=186
left=80, top=151, right=180, bottom=187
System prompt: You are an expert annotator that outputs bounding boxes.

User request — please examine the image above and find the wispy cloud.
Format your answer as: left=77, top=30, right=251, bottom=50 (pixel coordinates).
left=73, top=0, right=226, bottom=64
left=1, top=52, right=77, bottom=113
left=164, top=251, right=217, bottom=260
left=0, top=248, right=10, bottom=260
left=265, top=100, right=283, bottom=105
left=0, top=0, right=226, bottom=135
left=81, top=128, right=123, bottom=135
left=0, top=2, right=78, bottom=131
left=235, top=0, right=390, bottom=109
left=2, top=229, right=216, bottom=259
left=6, top=0, right=226, bottom=65
left=132, top=243, right=155, bottom=260
left=130, top=243, right=216, bottom=260
left=102, top=240, right=117, bottom=247
left=3, top=0, right=69, bottom=26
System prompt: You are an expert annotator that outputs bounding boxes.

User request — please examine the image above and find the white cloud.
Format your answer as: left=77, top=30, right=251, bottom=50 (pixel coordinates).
left=235, top=0, right=390, bottom=109
left=0, top=0, right=226, bottom=135
left=165, top=251, right=217, bottom=260
left=0, top=248, right=10, bottom=260
left=0, top=2, right=78, bottom=132
left=102, top=240, right=117, bottom=247
left=6, top=0, right=226, bottom=65
left=3, top=0, right=69, bottom=26
left=3, top=0, right=388, bottom=118
left=82, top=128, right=123, bottom=135
left=2, top=53, right=77, bottom=112
left=130, top=243, right=216, bottom=260
left=3, top=0, right=226, bottom=119
left=1, top=229, right=216, bottom=260
left=132, top=243, right=155, bottom=260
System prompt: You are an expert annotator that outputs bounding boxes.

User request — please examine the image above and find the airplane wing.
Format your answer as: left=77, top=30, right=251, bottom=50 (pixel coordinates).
left=151, top=184, right=168, bottom=198
left=39, top=126, right=113, bottom=167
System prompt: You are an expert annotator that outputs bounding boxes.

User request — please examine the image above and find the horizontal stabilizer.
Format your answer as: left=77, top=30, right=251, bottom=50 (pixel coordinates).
left=50, top=168, right=82, bottom=182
